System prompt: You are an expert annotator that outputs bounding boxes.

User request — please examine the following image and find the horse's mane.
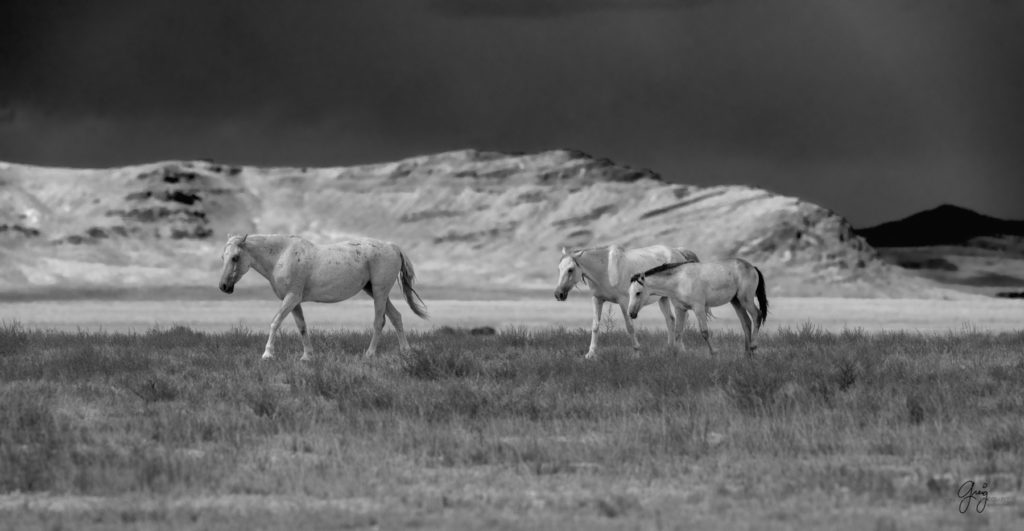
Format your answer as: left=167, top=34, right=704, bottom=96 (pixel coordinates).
left=225, top=233, right=248, bottom=248
left=570, top=245, right=609, bottom=258
left=630, top=261, right=691, bottom=284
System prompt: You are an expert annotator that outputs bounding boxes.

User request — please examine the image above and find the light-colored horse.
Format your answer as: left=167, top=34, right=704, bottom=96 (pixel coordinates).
left=219, top=233, right=428, bottom=360
left=627, top=259, right=767, bottom=356
left=554, top=245, right=700, bottom=358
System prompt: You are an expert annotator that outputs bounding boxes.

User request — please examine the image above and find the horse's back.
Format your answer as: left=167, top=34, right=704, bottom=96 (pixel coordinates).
left=688, top=261, right=736, bottom=283
left=730, top=258, right=762, bottom=290
left=664, top=261, right=735, bottom=306
left=302, top=237, right=403, bottom=302
left=627, top=245, right=682, bottom=269
left=703, top=259, right=759, bottom=283
left=703, top=259, right=760, bottom=294
left=606, top=245, right=691, bottom=292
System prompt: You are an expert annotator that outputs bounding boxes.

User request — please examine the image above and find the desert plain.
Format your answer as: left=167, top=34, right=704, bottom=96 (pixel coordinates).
left=2, top=152, right=1023, bottom=530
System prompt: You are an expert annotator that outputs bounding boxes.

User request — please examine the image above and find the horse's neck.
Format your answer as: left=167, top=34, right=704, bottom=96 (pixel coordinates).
left=245, top=235, right=289, bottom=280
left=576, top=249, right=616, bottom=296
left=643, top=274, right=677, bottom=298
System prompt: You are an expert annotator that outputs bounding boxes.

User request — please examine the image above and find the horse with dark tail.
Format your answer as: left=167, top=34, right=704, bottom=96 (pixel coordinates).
left=399, top=250, right=429, bottom=319
left=754, top=266, right=768, bottom=327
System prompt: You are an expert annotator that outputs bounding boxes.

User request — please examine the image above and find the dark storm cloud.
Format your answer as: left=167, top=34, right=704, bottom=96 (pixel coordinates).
left=427, top=0, right=714, bottom=18
left=1, top=1, right=376, bottom=119
left=1, top=0, right=1022, bottom=224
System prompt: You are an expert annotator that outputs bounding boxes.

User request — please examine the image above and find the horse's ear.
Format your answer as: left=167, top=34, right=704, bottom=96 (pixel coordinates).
left=239, top=234, right=247, bottom=245
left=561, top=247, right=568, bottom=256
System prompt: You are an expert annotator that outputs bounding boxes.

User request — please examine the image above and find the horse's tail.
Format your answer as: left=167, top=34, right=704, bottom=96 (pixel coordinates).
left=754, top=266, right=768, bottom=326
left=399, top=250, right=429, bottom=319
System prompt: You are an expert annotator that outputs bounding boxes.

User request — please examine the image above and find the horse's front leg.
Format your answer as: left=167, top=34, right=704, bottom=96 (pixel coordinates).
left=585, top=297, right=604, bottom=359
left=693, top=303, right=715, bottom=357
left=292, top=304, right=315, bottom=361
left=671, top=301, right=690, bottom=355
left=263, top=293, right=301, bottom=360
left=657, top=297, right=676, bottom=349
left=618, top=302, right=642, bottom=356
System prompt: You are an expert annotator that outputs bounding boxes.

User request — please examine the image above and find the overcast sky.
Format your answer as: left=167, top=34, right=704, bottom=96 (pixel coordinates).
left=1, top=0, right=1022, bottom=226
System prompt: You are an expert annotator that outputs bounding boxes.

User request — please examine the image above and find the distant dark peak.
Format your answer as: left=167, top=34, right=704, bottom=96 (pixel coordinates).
left=918, top=203, right=992, bottom=221
left=893, top=203, right=1006, bottom=228
left=856, top=203, right=1024, bottom=247
left=932, top=203, right=973, bottom=214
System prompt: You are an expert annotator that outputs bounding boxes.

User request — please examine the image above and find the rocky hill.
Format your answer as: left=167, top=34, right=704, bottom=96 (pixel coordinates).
left=0, top=149, right=961, bottom=297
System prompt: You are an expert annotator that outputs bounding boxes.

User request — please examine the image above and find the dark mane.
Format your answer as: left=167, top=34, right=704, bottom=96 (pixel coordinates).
left=630, top=261, right=691, bottom=284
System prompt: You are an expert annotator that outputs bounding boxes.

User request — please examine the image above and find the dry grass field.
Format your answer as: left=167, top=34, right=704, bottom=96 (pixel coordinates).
left=2, top=311, right=1023, bottom=530
left=2, top=292, right=1023, bottom=334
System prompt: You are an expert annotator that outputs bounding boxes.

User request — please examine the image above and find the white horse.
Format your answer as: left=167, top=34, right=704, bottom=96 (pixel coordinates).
left=554, top=245, right=700, bottom=358
left=627, top=259, right=767, bottom=356
left=219, top=233, right=428, bottom=360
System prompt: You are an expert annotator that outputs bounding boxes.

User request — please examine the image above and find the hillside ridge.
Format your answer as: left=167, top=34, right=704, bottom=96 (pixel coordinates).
left=0, top=150, right=962, bottom=297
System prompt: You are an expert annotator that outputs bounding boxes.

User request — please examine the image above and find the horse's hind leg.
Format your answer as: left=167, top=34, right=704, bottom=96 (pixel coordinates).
left=738, top=290, right=762, bottom=351
left=384, top=300, right=411, bottom=353
left=364, top=283, right=390, bottom=358
left=292, top=304, right=315, bottom=361
left=731, top=298, right=753, bottom=356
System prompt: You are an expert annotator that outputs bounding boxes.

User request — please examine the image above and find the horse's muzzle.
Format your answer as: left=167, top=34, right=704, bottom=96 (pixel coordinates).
left=554, top=291, right=567, bottom=301
left=629, top=311, right=638, bottom=319
left=220, top=283, right=234, bottom=294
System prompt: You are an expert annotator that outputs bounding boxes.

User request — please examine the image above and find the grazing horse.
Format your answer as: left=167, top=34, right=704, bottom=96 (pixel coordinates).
left=627, top=259, right=767, bottom=356
left=554, top=245, right=700, bottom=358
left=219, top=233, right=428, bottom=360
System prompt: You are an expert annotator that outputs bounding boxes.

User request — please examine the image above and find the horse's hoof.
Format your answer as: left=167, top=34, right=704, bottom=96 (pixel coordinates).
left=300, top=353, right=314, bottom=362
left=583, top=351, right=597, bottom=360
left=261, top=352, right=275, bottom=360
